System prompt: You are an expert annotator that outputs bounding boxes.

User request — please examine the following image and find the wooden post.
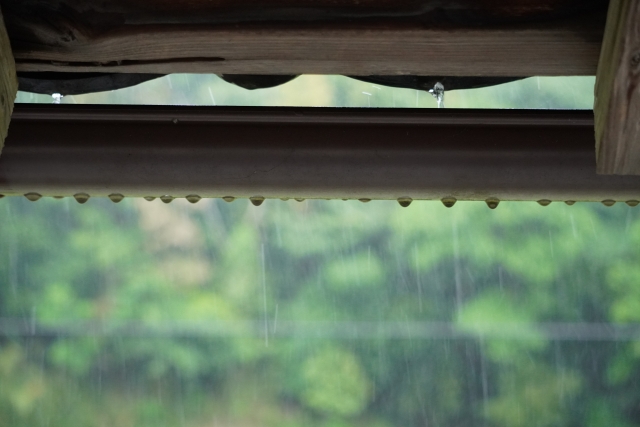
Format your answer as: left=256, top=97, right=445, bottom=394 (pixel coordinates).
left=595, top=0, right=640, bottom=174
left=0, top=6, right=18, bottom=157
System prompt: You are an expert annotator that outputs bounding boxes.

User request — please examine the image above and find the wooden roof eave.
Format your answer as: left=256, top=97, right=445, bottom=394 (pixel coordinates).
left=3, top=0, right=607, bottom=77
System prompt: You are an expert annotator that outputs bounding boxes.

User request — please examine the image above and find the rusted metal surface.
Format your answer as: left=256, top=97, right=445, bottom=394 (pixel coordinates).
left=1, top=104, right=639, bottom=203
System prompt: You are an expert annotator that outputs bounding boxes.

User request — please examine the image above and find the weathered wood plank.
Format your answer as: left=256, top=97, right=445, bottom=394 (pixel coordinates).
left=0, top=6, right=18, bottom=157
left=595, top=0, right=640, bottom=174
left=2, top=0, right=606, bottom=77
left=13, top=17, right=604, bottom=77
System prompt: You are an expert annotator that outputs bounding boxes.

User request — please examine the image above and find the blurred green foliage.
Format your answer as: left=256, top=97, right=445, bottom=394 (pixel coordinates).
left=301, top=346, right=371, bottom=416
left=1, top=197, right=639, bottom=427
left=15, top=75, right=595, bottom=109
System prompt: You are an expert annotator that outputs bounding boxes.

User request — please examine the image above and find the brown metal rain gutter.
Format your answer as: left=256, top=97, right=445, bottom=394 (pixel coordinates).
left=0, top=105, right=639, bottom=205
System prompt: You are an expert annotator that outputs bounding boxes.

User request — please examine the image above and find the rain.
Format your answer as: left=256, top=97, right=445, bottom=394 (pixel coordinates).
left=2, top=75, right=638, bottom=427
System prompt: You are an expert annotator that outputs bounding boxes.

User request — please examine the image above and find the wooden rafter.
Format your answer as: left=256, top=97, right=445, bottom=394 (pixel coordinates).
left=595, top=0, right=640, bottom=175
left=0, top=6, right=18, bottom=156
left=2, top=0, right=606, bottom=77
left=13, top=21, right=603, bottom=77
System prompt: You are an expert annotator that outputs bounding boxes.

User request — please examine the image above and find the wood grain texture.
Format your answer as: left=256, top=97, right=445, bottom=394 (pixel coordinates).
left=0, top=6, right=18, bottom=157
left=595, top=0, right=640, bottom=174
left=13, top=18, right=604, bottom=76
left=2, top=0, right=606, bottom=76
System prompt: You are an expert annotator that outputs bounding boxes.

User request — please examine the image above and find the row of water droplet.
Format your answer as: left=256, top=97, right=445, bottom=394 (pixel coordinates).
left=3, top=193, right=639, bottom=209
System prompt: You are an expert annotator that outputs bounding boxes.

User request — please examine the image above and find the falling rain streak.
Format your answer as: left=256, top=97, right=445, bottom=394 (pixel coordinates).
left=261, top=243, right=269, bottom=347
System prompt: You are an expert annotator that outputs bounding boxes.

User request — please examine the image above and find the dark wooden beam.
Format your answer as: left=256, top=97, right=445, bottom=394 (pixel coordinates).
left=2, top=0, right=607, bottom=77
left=0, top=6, right=17, bottom=156
left=2, top=0, right=606, bottom=25
left=595, top=0, right=640, bottom=174
left=1, top=105, right=639, bottom=204
left=11, top=19, right=605, bottom=77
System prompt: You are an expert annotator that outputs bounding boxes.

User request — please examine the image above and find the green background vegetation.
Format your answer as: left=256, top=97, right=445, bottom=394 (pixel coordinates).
left=2, top=197, right=640, bottom=427
left=16, top=74, right=595, bottom=109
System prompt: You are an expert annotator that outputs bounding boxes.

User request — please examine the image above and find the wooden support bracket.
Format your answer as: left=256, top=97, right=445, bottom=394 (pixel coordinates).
left=595, top=0, right=640, bottom=174
left=0, top=6, right=18, bottom=157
